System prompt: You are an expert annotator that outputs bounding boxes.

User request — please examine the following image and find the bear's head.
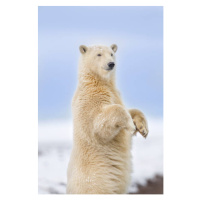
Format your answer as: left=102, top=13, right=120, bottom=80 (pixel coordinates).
left=79, top=44, right=118, bottom=79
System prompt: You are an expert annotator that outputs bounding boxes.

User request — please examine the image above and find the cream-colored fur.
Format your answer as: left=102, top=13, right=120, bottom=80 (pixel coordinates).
left=66, top=44, right=148, bottom=194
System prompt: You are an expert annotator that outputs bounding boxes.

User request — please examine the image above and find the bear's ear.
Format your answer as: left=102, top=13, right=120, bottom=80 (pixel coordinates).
left=79, top=45, right=88, bottom=54
left=111, top=44, right=118, bottom=53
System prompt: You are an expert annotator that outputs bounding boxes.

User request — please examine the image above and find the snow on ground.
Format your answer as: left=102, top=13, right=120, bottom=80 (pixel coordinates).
left=38, top=117, right=163, bottom=194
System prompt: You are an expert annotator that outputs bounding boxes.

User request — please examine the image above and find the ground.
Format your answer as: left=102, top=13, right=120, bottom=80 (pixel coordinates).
left=38, top=118, right=163, bottom=194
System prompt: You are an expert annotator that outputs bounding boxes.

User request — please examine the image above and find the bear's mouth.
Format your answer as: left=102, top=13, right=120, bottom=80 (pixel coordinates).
left=105, top=68, right=113, bottom=71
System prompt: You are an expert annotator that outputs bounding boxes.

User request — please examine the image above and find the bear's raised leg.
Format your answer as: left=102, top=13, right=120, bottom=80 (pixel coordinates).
left=93, top=104, right=136, bottom=142
left=128, top=109, right=149, bottom=138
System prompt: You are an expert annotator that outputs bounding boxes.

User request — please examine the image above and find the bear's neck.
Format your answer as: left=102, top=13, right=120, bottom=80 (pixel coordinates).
left=78, top=70, right=116, bottom=90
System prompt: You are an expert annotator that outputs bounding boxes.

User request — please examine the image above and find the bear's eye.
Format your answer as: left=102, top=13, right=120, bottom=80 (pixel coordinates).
left=111, top=53, right=113, bottom=56
left=97, top=54, right=101, bottom=56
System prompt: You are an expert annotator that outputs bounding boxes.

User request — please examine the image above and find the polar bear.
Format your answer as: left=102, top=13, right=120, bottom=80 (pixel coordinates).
left=66, top=44, right=148, bottom=194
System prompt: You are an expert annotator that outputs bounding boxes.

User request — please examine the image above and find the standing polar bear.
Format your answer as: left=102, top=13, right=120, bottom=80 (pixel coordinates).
left=67, top=44, right=148, bottom=194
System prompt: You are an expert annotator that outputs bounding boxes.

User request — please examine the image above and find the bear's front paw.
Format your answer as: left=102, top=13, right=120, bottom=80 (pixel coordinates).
left=126, top=117, right=136, bottom=134
left=115, top=109, right=136, bottom=134
left=133, top=117, right=149, bottom=138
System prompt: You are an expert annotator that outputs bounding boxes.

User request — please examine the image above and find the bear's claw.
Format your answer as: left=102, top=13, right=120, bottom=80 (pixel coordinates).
left=133, top=120, right=149, bottom=138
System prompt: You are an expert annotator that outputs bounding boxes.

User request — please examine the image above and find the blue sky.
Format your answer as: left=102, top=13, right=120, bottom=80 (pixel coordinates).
left=38, top=6, right=163, bottom=121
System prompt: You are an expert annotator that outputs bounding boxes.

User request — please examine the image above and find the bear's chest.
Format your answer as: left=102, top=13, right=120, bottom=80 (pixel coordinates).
left=109, top=89, right=123, bottom=105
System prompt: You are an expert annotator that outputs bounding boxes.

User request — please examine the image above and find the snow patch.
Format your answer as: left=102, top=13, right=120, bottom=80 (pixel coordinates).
left=38, top=117, right=163, bottom=194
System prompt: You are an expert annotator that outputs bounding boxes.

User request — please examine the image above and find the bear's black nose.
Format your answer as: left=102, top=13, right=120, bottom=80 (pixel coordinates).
left=108, top=62, right=115, bottom=70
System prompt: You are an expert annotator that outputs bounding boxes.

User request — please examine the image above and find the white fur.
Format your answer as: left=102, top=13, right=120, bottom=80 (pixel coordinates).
left=67, top=45, right=148, bottom=194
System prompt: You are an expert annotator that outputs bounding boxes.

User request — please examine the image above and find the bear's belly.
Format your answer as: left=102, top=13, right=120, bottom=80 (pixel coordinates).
left=67, top=130, right=132, bottom=194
